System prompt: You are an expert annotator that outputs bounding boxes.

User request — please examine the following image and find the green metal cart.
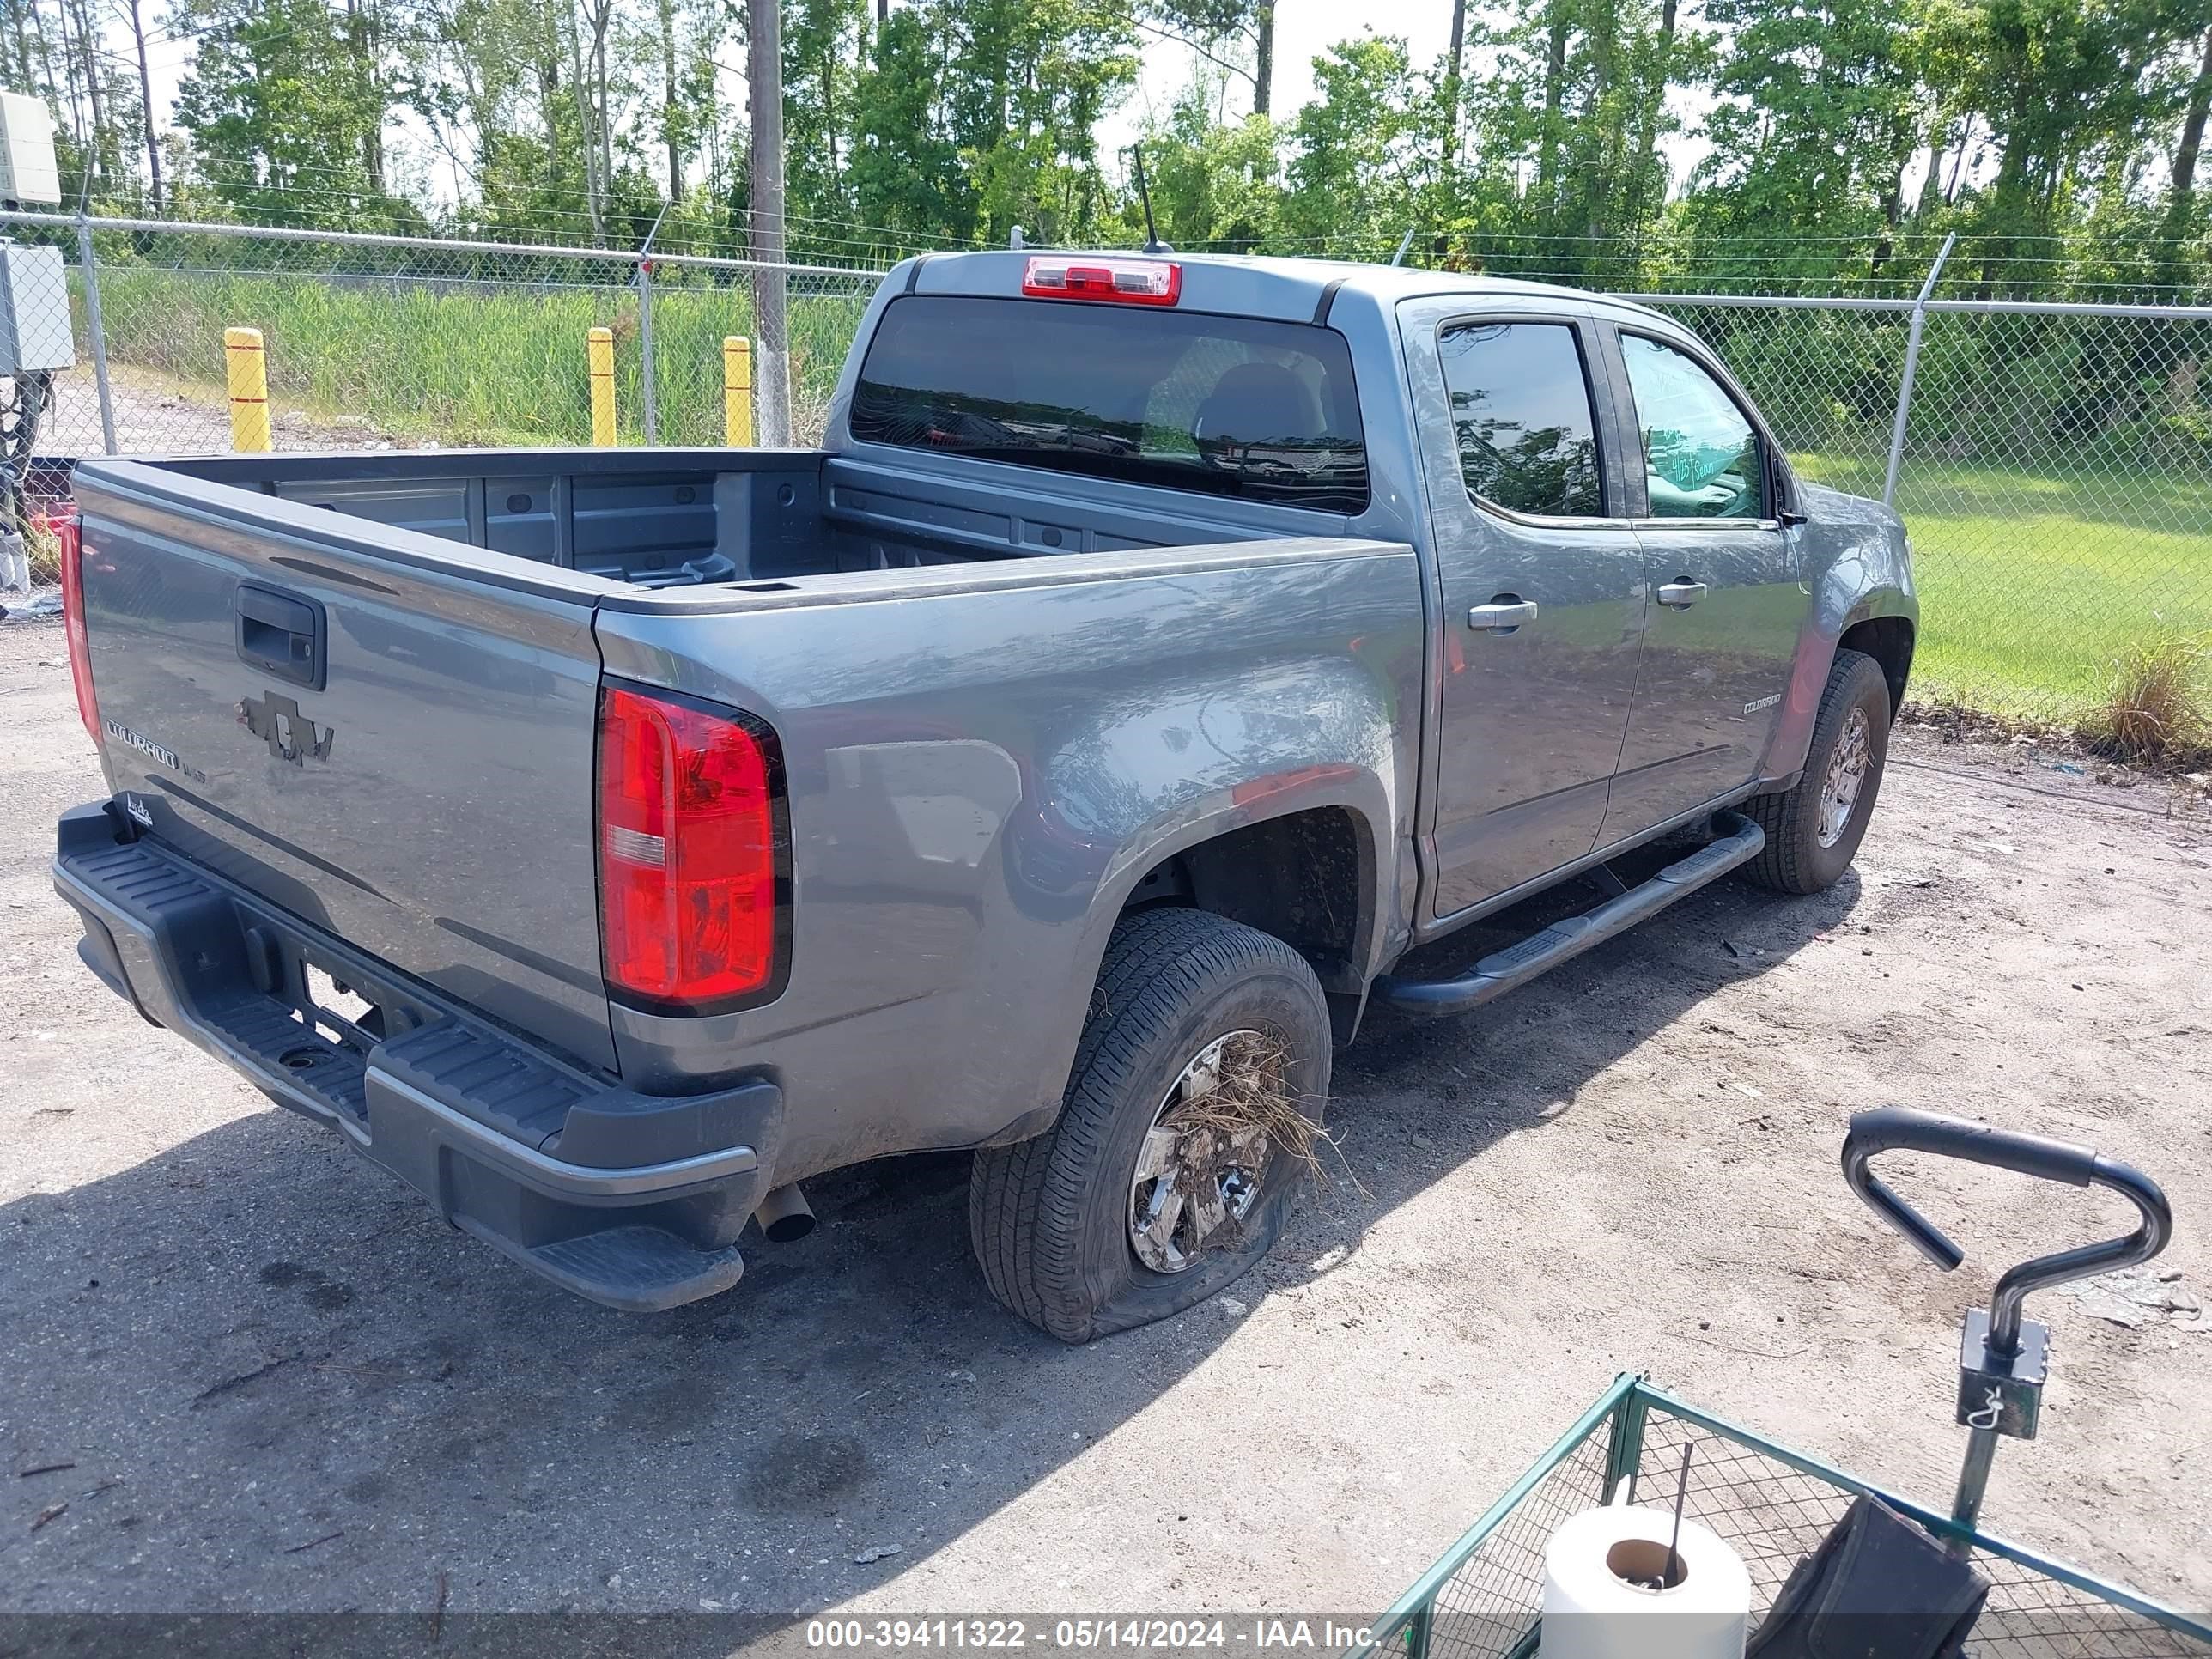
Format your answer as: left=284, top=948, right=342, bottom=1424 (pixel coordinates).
left=1353, top=1110, right=2211, bottom=1659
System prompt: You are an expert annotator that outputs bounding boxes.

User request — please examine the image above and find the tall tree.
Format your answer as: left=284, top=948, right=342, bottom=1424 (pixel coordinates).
left=173, top=0, right=399, bottom=223
left=126, top=0, right=164, bottom=210
left=848, top=4, right=971, bottom=238
left=1142, top=0, right=1274, bottom=119
left=560, top=0, right=616, bottom=241
left=1281, top=35, right=1431, bottom=250
left=1443, top=0, right=1469, bottom=161
left=2172, top=29, right=2212, bottom=208
left=655, top=0, right=682, bottom=199
left=1686, top=0, right=1926, bottom=270
left=784, top=0, right=866, bottom=231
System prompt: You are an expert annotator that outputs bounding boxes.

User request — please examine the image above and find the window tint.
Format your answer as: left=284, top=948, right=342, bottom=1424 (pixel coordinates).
left=1436, top=320, right=1605, bottom=518
left=1620, top=333, right=1764, bottom=520
left=848, top=295, right=1369, bottom=513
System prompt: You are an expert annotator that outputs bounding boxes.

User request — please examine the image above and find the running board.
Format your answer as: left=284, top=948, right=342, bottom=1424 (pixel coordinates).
left=1375, top=812, right=1766, bottom=1018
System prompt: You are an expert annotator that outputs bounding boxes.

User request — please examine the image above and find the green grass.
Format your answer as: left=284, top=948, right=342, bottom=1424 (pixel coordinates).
left=1794, top=453, right=2212, bottom=718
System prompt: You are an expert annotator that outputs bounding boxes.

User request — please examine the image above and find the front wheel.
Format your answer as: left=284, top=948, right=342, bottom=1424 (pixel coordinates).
left=969, top=908, right=1330, bottom=1343
left=1744, top=647, right=1892, bottom=895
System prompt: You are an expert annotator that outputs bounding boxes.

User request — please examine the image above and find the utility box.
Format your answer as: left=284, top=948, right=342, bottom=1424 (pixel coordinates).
left=0, top=91, right=63, bottom=207
left=0, top=243, right=76, bottom=372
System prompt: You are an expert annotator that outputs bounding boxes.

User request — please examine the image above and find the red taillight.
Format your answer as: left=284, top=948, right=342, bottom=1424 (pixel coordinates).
left=596, top=684, right=785, bottom=1012
left=52, top=507, right=99, bottom=746
left=1021, top=255, right=1182, bottom=306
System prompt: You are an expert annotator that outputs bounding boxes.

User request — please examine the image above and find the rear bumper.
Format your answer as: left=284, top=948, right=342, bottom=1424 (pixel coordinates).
left=52, top=801, right=782, bottom=1312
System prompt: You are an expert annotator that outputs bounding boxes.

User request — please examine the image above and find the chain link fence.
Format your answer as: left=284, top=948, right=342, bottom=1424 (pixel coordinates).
left=1639, top=291, right=2212, bottom=720
left=5, top=210, right=2209, bottom=721
left=0, top=212, right=877, bottom=462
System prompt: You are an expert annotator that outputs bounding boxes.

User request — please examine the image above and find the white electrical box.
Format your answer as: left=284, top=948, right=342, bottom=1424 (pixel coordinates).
left=0, top=243, right=75, bottom=372
left=0, top=90, right=62, bottom=207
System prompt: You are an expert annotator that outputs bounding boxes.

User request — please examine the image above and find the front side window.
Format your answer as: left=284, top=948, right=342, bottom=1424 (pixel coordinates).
left=1620, top=333, right=1764, bottom=520
left=1437, top=320, right=1605, bottom=519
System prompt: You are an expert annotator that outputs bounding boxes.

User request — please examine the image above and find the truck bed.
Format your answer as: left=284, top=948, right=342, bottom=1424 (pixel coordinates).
left=148, top=446, right=1308, bottom=590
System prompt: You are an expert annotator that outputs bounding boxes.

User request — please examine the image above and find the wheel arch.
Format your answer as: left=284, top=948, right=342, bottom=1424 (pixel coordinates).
left=1837, top=611, right=1915, bottom=722
left=1118, top=802, right=1380, bottom=986
left=1761, top=585, right=1917, bottom=786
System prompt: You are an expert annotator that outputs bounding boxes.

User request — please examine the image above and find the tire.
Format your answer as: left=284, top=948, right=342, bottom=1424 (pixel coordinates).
left=969, top=908, right=1331, bottom=1344
left=1744, top=647, right=1892, bottom=895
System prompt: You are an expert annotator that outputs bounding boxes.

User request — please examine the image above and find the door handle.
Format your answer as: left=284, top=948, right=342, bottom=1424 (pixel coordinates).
left=236, top=582, right=326, bottom=690
left=1468, top=599, right=1540, bottom=633
left=1657, top=580, right=1708, bottom=609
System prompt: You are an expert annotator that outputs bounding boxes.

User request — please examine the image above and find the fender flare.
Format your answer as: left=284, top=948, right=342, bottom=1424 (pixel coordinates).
left=978, top=767, right=1398, bottom=1150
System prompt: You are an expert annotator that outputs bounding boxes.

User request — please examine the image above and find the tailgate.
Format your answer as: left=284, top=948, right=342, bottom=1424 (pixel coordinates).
left=71, top=460, right=618, bottom=1073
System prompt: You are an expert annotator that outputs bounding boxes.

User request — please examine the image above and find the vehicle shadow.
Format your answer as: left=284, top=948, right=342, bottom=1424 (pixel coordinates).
left=0, top=854, right=1860, bottom=1636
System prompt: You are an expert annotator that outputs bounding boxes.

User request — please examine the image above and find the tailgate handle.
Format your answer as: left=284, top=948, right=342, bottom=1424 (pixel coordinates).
left=236, top=582, right=326, bottom=690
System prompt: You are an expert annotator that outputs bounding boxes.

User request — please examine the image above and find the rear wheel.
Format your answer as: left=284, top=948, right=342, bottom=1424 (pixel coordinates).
left=969, top=908, right=1330, bottom=1343
left=1745, top=647, right=1892, bottom=895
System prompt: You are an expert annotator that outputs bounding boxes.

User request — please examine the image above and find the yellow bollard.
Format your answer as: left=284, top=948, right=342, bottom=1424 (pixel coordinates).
left=723, top=336, right=753, bottom=447
left=587, top=325, right=617, bottom=446
left=224, top=326, right=271, bottom=453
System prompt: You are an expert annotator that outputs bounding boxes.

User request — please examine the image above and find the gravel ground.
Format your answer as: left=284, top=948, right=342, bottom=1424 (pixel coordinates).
left=35, top=361, right=411, bottom=459
left=2, top=620, right=2208, bottom=1633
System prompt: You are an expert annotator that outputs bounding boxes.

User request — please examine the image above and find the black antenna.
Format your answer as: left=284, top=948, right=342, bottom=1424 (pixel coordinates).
left=1664, top=1442, right=1694, bottom=1586
left=1127, top=146, right=1172, bottom=255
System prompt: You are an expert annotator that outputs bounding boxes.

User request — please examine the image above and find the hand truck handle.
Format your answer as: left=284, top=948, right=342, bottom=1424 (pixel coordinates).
left=1842, top=1107, right=2172, bottom=1352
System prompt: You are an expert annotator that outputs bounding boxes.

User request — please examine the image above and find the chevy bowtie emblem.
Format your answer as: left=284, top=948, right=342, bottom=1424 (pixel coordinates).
left=239, top=690, right=336, bottom=765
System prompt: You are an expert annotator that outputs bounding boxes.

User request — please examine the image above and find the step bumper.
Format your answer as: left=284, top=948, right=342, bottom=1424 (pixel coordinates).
left=52, top=800, right=781, bottom=1311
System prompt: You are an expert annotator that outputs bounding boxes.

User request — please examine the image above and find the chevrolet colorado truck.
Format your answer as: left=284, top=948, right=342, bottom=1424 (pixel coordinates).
left=52, top=251, right=1916, bottom=1340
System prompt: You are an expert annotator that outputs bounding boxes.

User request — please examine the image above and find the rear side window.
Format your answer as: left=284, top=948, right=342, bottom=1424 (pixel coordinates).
left=849, top=295, right=1370, bottom=514
left=1437, top=320, right=1606, bottom=518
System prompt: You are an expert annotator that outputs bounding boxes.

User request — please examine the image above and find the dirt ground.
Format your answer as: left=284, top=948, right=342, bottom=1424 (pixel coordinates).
left=35, top=361, right=411, bottom=459
left=1, top=617, right=2208, bottom=1632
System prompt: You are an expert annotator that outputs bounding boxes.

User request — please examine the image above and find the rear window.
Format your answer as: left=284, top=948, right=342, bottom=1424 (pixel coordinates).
left=848, top=295, right=1370, bottom=514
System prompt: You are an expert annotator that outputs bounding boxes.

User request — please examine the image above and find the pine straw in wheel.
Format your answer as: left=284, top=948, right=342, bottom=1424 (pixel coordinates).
left=1156, top=1030, right=1366, bottom=1213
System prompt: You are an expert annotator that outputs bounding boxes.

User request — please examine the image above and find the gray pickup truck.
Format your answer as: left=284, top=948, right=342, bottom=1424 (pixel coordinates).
left=52, top=251, right=1915, bottom=1340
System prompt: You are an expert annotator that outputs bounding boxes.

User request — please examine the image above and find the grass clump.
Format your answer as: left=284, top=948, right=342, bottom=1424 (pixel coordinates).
left=21, top=515, right=61, bottom=584
left=2077, top=629, right=2211, bottom=766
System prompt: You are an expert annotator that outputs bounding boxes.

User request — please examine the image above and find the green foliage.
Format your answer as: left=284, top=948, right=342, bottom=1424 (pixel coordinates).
left=1139, top=101, right=1281, bottom=251
left=7, top=0, right=2209, bottom=299
left=1280, top=37, right=1437, bottom=251
left=847, top=9, right=974, bottom=242
left=949, top=0, right=1139, bottom=245
left=170, top=0, right=422, bottom=231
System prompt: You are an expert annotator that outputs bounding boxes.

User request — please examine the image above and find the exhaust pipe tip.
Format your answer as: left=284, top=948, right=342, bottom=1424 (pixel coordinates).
left=754, top=1182, right=815, bottom=1244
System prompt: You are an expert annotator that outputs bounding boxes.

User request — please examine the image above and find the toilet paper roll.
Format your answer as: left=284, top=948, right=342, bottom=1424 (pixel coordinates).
left=1540, top=1504, right=1751, bottom=1659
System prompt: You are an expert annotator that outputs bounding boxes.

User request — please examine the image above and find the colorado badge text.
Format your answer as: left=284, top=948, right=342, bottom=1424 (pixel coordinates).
left=103, top=720, right=210, bottom=785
